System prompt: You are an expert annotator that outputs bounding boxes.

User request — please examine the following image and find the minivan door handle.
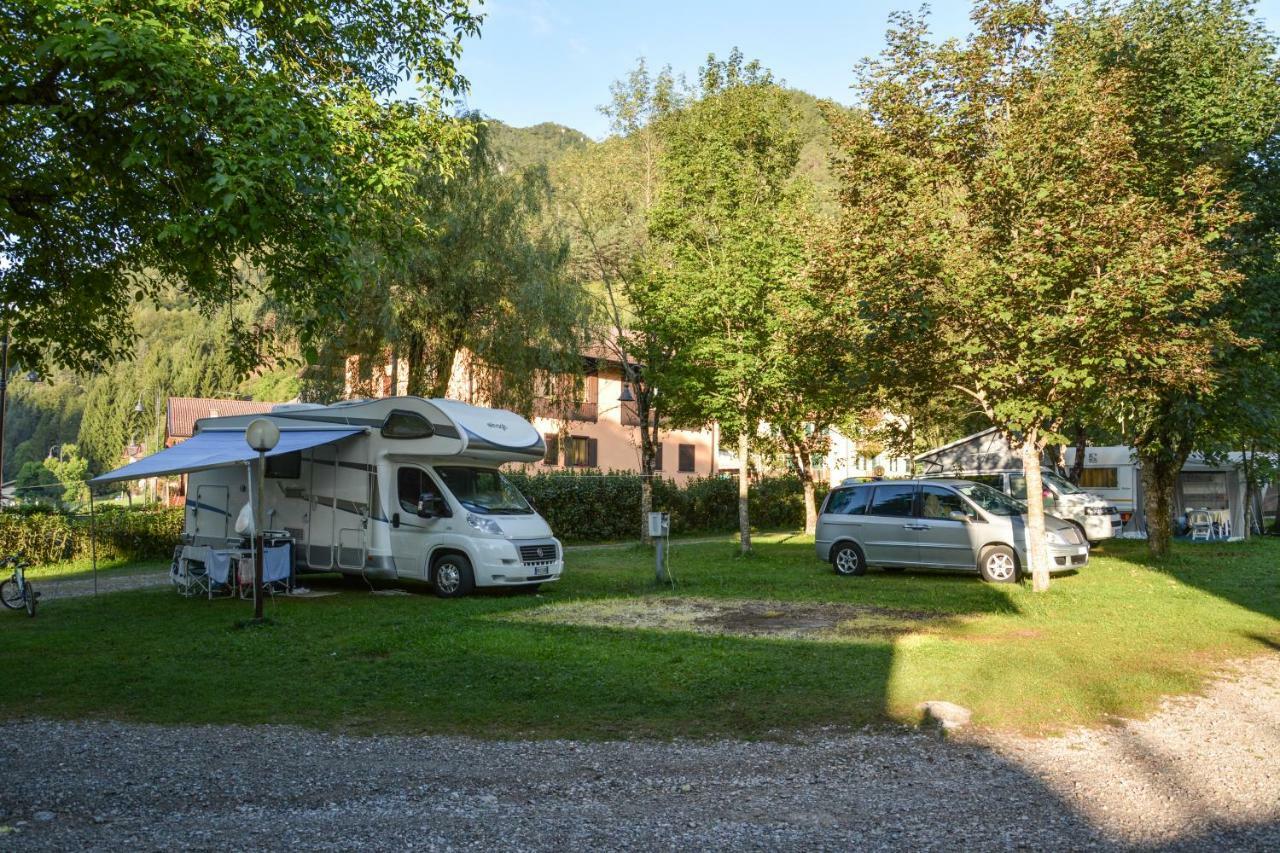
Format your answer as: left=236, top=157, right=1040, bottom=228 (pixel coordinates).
left=903, top=523, right=929, bottom=530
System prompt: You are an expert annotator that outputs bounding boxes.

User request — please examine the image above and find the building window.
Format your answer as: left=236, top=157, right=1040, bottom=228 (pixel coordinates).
left=1078, top=467, right=1118, bottom=489
left=565, top=436, right=598, bottom=468
left=543, top=433, right=559, bottom=466
left=678, top=443, right=695, bottom=473
left=571, top=363, right=599, bottom=422
left=654, top=443, right=663, bottom=471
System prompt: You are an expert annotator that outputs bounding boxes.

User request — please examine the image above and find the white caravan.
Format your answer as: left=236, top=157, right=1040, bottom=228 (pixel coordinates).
left=180, top=397, right=563, bottom=597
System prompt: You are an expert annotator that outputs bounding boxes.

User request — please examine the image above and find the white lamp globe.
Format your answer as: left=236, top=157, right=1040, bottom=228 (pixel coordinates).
left=245, top=418, right=281, bottom=452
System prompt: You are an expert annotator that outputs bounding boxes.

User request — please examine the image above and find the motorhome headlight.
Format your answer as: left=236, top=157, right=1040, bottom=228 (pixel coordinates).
left=466, top=512, right=505, bottom=537
left=1084, top=506, right=1110, bottom=516
left=1044, top=529, right=1070, bottom=546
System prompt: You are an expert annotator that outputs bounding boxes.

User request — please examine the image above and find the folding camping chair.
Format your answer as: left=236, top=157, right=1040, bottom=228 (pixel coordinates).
left=1188, top=510, right=1214, bottom=542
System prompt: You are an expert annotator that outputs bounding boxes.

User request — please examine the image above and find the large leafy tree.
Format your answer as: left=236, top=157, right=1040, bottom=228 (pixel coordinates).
left=1072, top=0, right=1280, bottom=555
left=640, top=51, right=806, bottom=555
left=552, top=60, right=681, bottom=542
left=342, top=118, right=589, bottom=412
left=825, top=1, right=1245, bottom=588
left=1, top=1, right=480, bottom=371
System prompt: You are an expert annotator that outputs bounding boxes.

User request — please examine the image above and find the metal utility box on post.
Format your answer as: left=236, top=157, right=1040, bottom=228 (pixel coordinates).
left=648, top=511, right=670, bottom=583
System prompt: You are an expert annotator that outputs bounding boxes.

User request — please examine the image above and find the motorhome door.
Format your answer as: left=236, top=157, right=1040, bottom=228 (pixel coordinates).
left=307, top=446, right=338, bottom=569
left=389, top=465, right=450, bottom=579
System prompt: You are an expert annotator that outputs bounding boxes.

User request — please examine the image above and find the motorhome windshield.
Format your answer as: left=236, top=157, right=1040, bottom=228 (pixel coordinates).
left=435, top=467, right=533, bottom=515
left=954, top=482, right=1026, bottom=517
left=1041, top=472, right=1084, bottom=495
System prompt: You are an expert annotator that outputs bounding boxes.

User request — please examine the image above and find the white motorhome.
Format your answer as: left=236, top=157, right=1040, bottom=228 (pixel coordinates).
left=97, top=397, right=563, bottom=597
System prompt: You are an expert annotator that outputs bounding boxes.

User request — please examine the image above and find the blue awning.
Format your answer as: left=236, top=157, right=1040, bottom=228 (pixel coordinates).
left=90, top=428, right=364, bottom=484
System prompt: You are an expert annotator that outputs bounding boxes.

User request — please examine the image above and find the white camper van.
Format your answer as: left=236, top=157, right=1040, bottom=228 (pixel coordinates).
left=179, top=397, right=563, bottom=597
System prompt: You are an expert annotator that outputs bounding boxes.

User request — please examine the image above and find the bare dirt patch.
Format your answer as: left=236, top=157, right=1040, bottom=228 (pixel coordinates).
left=508, top=597, right=946, bottom=642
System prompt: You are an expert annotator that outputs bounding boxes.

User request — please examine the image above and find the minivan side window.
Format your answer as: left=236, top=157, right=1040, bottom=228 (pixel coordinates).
left=868, top=483, right=916, bottom=517
left=920, top=485, right=971, bottom=520
left=824, top=487, right=870, bottom=516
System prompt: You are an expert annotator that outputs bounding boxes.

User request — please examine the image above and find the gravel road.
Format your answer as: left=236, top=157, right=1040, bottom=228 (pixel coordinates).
left=2, top=654, right=1276, bottom=851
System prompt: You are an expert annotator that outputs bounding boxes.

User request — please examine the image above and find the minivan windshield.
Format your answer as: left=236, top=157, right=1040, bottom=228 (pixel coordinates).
left=435, top=466, right=533, bottom=515
left=1041, top=471, right=1084, bottom=495
left=954, top=481, right=1026, bottom=517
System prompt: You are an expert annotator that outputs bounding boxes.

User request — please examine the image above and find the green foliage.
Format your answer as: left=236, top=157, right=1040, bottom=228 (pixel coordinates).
left=1, top=0, right=481, bottom=371
left=14, top=460, right=60, bottom=505
left=0, top=505, right=182, bottom=565
left=341, top=117, right=590, bottom=411
left=488, top=121, right=593, bottom=171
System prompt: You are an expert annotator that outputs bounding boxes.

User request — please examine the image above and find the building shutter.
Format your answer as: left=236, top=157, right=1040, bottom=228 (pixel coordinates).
left=654, top=443, right=663, bottom=471
left=544, top=433, right=559, bottom=465
left=587, top=438, right=598, bottom=468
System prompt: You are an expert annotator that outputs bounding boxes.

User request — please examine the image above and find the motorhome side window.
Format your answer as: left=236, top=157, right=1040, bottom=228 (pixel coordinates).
left=381, top=410, right=435, bottom=439
left=397, top=467, right=440, bottom=514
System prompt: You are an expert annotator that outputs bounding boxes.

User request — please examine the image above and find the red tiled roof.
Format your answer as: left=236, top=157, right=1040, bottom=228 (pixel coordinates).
left=166, top=397, right=275, bottom=440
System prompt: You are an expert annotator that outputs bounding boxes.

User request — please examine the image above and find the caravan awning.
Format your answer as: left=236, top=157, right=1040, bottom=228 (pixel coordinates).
left=90, top=428, right=364, bottom=484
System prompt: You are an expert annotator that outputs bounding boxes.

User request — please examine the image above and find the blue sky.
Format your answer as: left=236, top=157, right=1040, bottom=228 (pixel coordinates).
left=447, top=0, right=1280, bottom=139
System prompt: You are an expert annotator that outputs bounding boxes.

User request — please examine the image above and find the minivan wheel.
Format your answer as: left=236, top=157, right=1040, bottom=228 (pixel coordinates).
left=978, top=546, right=1019, bottom=583
left=432, top=554, right=475, bottom=599
left=832, top=543, right=867, bottom=577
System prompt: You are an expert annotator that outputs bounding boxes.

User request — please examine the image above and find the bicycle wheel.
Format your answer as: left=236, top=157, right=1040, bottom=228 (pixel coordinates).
left=23, top=583, right=36, bottom=617
left=0, top=578, right=22, bottom=610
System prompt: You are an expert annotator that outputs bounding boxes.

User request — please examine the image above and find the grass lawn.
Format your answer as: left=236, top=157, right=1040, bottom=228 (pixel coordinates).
left=24, top=556, right=169, bottom=583
left=0, top=533, right=1275, bottom=740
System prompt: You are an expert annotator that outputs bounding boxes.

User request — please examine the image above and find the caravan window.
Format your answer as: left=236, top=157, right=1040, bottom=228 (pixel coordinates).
left=381, top=410, right=435, bottom=439
left=1079, top=467, right=1118, bottom=489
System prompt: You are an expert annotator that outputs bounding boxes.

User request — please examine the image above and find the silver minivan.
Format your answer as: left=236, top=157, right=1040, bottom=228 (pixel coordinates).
left=815, top=478, right=1089, bottom=583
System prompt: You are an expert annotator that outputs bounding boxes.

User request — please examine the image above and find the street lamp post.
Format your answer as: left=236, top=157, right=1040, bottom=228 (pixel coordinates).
left=244, top=418, right=280, bottom=622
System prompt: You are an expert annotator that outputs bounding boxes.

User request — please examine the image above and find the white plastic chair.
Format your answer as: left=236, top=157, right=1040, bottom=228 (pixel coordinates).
left=1215, top=511, right=1231, bottom=540
left=1188, top=510, right=1214, bottom=542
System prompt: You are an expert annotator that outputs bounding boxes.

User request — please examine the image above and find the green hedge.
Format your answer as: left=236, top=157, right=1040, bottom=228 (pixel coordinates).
left=0, top=505, right=184, bottom=565
left=505, top=470, right=827, bottom=542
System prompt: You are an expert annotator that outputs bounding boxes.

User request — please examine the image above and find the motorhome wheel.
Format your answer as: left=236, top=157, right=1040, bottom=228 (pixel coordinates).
left=432, top=554, right=475, bottom=598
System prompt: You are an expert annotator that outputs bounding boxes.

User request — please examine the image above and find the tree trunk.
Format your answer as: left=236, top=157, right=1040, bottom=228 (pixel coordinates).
left=427, top=331, right=463, bottom=400
left=403, top=332, right=427, bottom=397
left=1241, top=446, right=1256, bottom=540
left=1018, top=433, right=1051, bottom=592
left=1069, top=422, right=1087, bottom=485
left=1139, top=447, right=1181, bottom=559
left=637, top=390, right=657, bottom=544
left=738, top=431, right=751, bottom=555
left=791, top=448, right=818, bottom=535
left=802, top=474, right=817, bottom=535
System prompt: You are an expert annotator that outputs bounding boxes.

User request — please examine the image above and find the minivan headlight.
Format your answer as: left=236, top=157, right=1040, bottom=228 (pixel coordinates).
left=1085, top=506, right=1109, bottom=516
left=466, top=513, right=505, bottom=537
left=1044, top=529, right=1069, bottom=546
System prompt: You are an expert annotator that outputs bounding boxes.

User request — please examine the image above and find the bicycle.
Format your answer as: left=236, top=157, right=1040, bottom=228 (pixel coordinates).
left=0, top=556, right=37, bottom=617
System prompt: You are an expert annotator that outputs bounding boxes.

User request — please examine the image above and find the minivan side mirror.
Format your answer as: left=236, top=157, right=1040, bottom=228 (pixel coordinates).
left=948, top=509, right=972, bottom=523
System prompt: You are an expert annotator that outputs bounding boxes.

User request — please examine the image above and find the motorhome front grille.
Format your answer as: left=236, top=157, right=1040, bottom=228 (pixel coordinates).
left=518, top=542, right=558, bottom=564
